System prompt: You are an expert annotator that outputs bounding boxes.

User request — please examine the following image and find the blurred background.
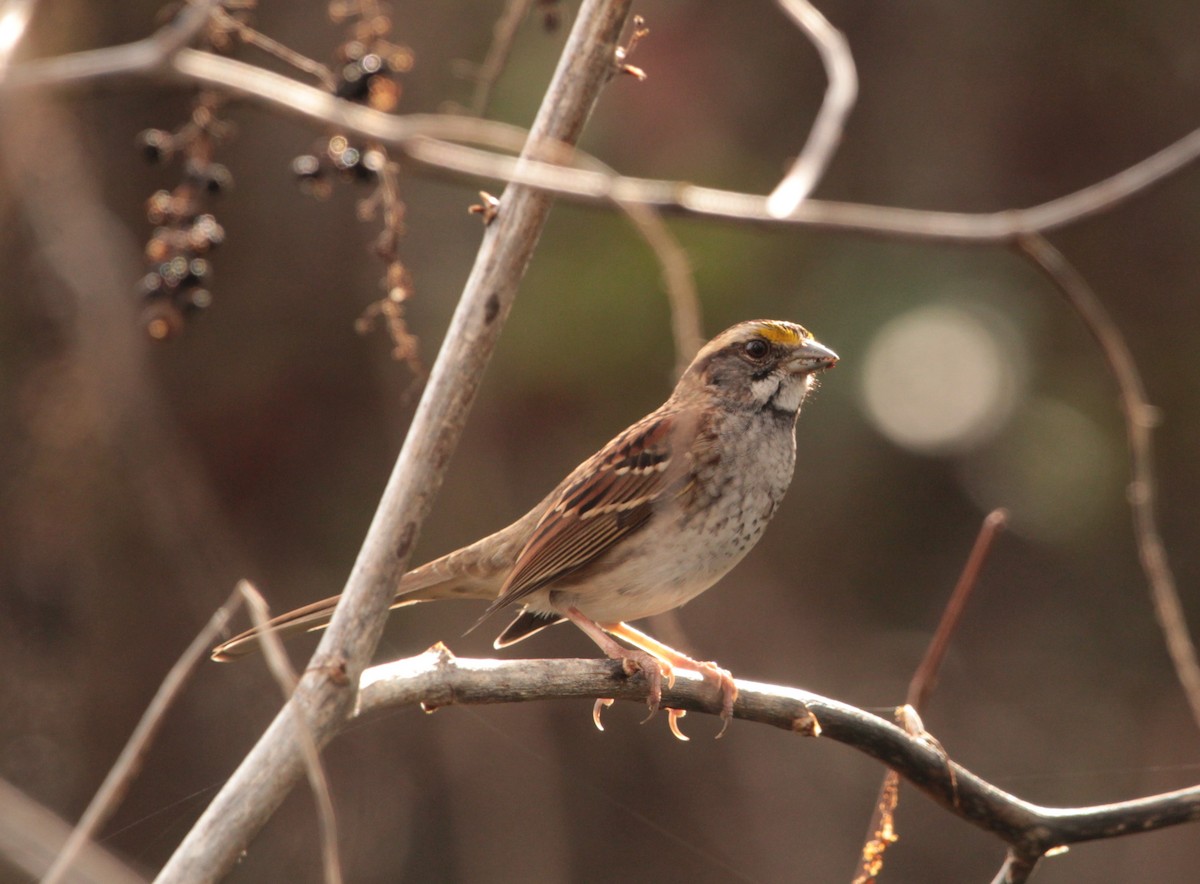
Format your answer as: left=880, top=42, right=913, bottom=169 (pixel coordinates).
left=2, top=1, right=1199, bottom=881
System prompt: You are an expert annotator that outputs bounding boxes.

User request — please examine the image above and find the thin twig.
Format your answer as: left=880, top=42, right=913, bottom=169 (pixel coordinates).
left=907, top=508, right=1007, bottom=711
left=0, top=0, right=216, bottom=85
left=620, top=199, right=704, bottom=373
left=1016, top=234, right=1200, bottom=735
left=154, top=4, right=634, bottom=880
left=40, top=586, right=246, bottom=884
left=355, top=649, right=1200, bottom=854
left=399, top=126, right=1200, bottom=242
left=767, top=0, right=858, bottom=217
left=239, top=581, right=342, bottom=884
left=468, top=0, right=535, bottom=116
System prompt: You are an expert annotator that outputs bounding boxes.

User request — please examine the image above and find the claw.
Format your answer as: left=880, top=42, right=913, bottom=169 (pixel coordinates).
left=667, top=708, right=690, bottom=741
left=695, top=660, right=738, bottom=738
left=593, top=698, right=614, bottom=731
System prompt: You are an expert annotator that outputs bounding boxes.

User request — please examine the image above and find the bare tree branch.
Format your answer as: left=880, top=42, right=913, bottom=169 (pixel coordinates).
left=152, top=2, right=634, bottom=880
left=355, top=648, right=1200, bottom=856
left=907, top=508, right=1007, bottom=711
left=0, top=0, right=216, bottom=85
left=5, top=23, right=1197, bottom=244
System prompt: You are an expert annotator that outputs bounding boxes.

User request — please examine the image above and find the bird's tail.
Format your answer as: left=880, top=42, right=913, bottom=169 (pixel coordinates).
left=210, top=551, right=502, bottom=662
left=211, top=499, right=547, bottom=662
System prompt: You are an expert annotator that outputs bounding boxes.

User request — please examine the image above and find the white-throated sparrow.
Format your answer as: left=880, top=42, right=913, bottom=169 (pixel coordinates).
left=214, top=319, right=837, bottom=736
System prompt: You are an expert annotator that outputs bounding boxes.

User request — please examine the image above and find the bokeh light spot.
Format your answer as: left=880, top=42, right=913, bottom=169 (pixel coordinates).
left=861, top=305, right=1021, bottom=454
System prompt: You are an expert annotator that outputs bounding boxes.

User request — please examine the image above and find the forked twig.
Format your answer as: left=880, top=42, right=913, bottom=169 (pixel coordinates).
left=212, top=7, right=337, bottom=91
left=1016, top=233, right=1200, bottom=734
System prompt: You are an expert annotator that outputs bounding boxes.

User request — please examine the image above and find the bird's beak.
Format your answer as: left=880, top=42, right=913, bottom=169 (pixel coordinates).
left=793, top=338, right=839, bottom=371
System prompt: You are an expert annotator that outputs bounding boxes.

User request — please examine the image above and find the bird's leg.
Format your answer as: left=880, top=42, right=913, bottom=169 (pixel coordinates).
left=604, top=621, right=738, bottom=738
left=563, top=607, right=673, bottom=727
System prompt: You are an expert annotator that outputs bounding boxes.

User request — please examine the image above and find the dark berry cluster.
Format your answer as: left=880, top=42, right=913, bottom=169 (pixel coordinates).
left=136, top=125, right=229, bottom=339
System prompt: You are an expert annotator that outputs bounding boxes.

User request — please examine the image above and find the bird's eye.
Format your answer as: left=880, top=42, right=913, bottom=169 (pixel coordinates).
left=743, top=339, right=769, bottom=360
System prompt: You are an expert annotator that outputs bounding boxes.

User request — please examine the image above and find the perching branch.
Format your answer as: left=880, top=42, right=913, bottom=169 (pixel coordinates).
left=355, top=647, right=1200, bottom=858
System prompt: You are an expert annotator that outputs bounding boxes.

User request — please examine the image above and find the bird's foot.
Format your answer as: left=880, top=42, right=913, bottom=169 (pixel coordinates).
left=590, top=648, right=674, bottom=732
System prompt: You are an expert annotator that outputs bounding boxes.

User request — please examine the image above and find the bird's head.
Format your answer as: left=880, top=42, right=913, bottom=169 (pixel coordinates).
left=678, top=319, right=838, bottom=416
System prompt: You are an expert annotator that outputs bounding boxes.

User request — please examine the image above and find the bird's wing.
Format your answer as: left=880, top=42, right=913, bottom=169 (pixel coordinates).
left=484, top=407, right=695, bottom=613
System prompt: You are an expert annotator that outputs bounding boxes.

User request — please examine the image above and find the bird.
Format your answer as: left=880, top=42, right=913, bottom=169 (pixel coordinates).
left=212, top=319, right=837, bottom=737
